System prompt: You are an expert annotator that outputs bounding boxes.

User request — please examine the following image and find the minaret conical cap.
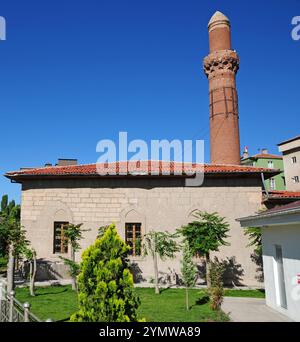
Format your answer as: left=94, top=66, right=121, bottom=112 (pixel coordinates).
left=208, top=11, right=230, bottom=31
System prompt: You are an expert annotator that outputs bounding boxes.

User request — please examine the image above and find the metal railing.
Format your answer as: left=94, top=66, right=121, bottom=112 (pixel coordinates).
left=0, top=279, right=51, bottom=322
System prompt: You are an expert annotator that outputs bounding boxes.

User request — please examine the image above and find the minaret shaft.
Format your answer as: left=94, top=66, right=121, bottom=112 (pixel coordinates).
left=204, top=11, right=241, bottom=165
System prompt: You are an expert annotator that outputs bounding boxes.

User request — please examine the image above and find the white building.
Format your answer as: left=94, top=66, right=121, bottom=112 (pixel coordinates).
left=239, top=201, right=300, bottom=322
left=278, top=136, right=300, bottom=191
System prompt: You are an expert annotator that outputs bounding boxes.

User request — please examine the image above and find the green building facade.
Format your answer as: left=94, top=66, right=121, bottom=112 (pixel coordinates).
left=241, top=151, right=285, bottom=191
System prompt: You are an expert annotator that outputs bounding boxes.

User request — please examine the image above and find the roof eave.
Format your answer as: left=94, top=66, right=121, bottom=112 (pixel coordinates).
left=263, top=192, right=300, bottom=202
left=238, top=208, right=300, bottom=227
left=278, top=135, right=300, bottom=146
left=4, top=173, right=192, bottom=183
left=5, top=169, right=279, bottom=183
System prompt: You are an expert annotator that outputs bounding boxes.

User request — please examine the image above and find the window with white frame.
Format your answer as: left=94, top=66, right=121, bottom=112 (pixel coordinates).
left=270, top=178, right=276, bottom=190
left=292, top=156, right=297, bottom=164
left=268, top=161, right=274, bottom=168
left=293, top=176, right=299, bottom=183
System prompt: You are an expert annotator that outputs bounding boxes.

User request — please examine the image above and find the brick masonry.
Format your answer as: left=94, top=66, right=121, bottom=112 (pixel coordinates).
left=204, top=12, right=241, bottom=165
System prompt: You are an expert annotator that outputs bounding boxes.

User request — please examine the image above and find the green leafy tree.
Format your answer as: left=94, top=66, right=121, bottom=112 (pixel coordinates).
left=245, top=226, right=263, bottom=282
left=0, top=194, right=20, bottom=256
left=178, top=211, right=230, bottom=288
left=0, top=195, right=27, bottom=293
left=71, top=224, right=141, bottom=322
left=244, top=227, right=262, bottom=256
left=60, top=223, right=86, bottom=291
left=181, top=240, right=197, bottom=310
left=5, top=220, right=28, bottom=293
left=143, top=231, right=180, bottom=294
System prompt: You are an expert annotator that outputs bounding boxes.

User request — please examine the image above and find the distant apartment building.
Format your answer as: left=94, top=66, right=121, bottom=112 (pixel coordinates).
left=241, top=148, right=285, bottom=191
left=278, top=136, right=300, bottom=191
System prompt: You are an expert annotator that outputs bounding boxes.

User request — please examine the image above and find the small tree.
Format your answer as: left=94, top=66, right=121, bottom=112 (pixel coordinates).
left=143, top=231, right=180, bottom=294
left=2, top=220, right=28, bottom=293
left=244, top=227, right=262, bottom=256
left=245, top=226, right=263, bottom=282
left=71, top=224, right=140, bottom=322
left=0, top=195, right=24, bottom=292
left=23, top=247, right=37, bottom=296
left=209, top=258, right=225, bottom=311
left=0, top=195, right=9, bottom=256
left=0, top=195, right=21, bottom=256
left=60, top=223, right=86, bottom=291
left=178, top=211, right=230, bottom=288
left=181, top=240, right=197, bottom=310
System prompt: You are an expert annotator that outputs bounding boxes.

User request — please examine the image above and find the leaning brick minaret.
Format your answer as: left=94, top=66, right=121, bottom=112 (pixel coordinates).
left=203, top=11, right=241, bottom=165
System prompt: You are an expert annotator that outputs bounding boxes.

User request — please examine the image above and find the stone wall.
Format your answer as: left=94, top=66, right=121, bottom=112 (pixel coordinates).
left=21, top=176, right=263, bottom=286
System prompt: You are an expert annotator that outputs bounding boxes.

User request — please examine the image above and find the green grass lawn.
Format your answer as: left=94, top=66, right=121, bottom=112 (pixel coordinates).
left=135, top=288, right=228, bottom=322
left=0, top=256, right=7, bottom=273
left=15, top=285, right=265, bottom=322
left=16, top=285, right=78, bottom=322
left=224, top=289, right=265, bottom=298
left=16, top=286, right=229, bottom=322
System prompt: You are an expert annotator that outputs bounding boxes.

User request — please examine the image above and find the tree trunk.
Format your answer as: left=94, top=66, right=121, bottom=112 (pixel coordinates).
left=186, top=287, right=189, bottom=311
left=70, top=247, right=77, bottom=291
left=7, top=243, right=15, bottom=294
left=205, top=252, right=211, bottom=288
left=30, top=255, right=36, bottom=296
left=153, top=251, right=160, bottom=294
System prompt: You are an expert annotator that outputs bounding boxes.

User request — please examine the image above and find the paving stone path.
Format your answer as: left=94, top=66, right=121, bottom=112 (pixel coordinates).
left=222, top=297, right=293, bottom=322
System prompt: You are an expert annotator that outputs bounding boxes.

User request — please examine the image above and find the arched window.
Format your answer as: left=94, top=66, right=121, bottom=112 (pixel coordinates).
left=124, top=209, right=144, bottom=257
left=53, top=209, right=69, bottom=254
left=53, top=221, right=69, bottom=254
left=125, top=223, right=142, bottom=256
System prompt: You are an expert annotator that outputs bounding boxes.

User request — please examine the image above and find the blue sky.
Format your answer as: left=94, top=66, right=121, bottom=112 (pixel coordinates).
left=0, top=0, right=299, bottom=202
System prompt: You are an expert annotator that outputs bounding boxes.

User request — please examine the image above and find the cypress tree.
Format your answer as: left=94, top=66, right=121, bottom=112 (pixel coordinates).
left=181, top=240, right=197, bottom=310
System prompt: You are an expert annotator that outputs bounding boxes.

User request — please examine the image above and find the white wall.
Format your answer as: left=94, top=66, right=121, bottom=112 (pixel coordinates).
left=262, top=224, right=300, bottom=321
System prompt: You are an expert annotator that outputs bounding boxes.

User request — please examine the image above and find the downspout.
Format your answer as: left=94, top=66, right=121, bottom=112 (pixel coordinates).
left=261, top=172, right=269, bottom=198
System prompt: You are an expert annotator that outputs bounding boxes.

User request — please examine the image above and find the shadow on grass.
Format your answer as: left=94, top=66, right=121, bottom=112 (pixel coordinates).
left=159, top=287, right=172, bottom=294
left=34, top=287, right=68, bottom=297
left=195, top=295, right=210, bottom=306
left=56, top=316, right=71, bottom=322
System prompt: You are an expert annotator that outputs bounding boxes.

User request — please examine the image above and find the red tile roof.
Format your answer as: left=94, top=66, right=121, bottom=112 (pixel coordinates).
left=5, top=161, right=279, bottom=181
left=263, top=200, right=300, bottom=214
left=247, top=153, right=282, bottom=160
left=267, top=190, right=300, bottom=199
left=238, top=199, right=300, bottom=223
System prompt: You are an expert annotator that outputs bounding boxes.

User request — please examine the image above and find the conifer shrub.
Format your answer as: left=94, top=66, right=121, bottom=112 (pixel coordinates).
left=71, top=224, right=141, bottom=322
